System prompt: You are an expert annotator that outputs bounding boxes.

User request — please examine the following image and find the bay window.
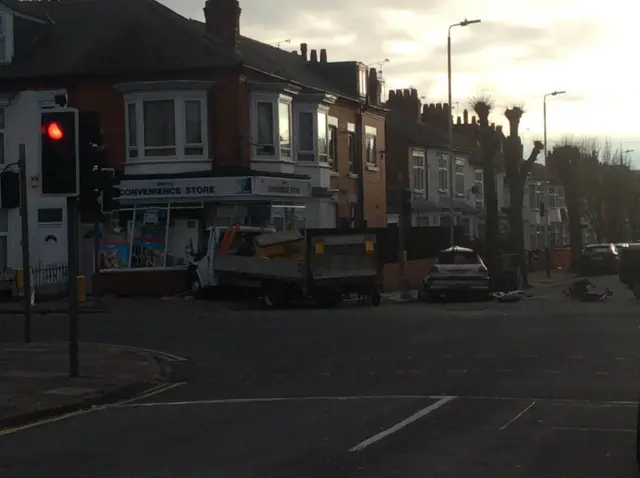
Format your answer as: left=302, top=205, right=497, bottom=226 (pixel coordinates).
left=124, top=92, right=206, bottom=161
left=278, top=101, right=291, bottom=157
left=411, top=151, right=425, bottom=198
left=455, top=158, right=465, bottom=195
left=317, top=111, right=328, bottom=163
left=298, top=112, right=314, bottom=161
left=256, top=101, right=275, bottom=155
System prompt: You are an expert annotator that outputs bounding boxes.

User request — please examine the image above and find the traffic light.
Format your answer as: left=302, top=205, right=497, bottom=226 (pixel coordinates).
left=77, top=111, right=105, bottom=221
left=40, top=109, right=79, bottom=195
left=101, top=168, right=122, bottom=212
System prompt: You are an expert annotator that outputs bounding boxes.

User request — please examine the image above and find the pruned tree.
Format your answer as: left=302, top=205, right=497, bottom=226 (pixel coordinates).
left=503, top=105, right=543, bottom=285
left=470, top=95, right=500, bottom=270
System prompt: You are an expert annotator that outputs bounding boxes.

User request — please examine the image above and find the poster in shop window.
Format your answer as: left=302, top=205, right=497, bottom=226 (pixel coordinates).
left=98, top=218, right=130, bottom=269
left=131, top=208, right=167, bottom=268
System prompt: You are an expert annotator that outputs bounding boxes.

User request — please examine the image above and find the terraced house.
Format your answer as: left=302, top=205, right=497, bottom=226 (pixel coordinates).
left=0, top=0, right=387, bottom=295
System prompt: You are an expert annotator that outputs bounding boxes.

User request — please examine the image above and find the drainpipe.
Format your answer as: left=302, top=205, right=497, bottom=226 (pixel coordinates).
left=356, top=105, right=366, bottom=227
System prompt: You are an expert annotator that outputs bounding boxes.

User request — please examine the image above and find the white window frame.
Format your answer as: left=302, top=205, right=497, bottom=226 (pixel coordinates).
left=318, top=110, right=328, bottom=163
left=358, top=66, right=368, bottom=97
left=548, top=185, right=558, bottom=208
left=528, top=183, right=537, bottom=209
left=278, top=100, right=292, bottom=158
left=455, top=158, right=465, bottom=196
left=473, top=169, right=483, bottom=202
left=124, top=90, right=208, bottom=162
left=0, top=106, right=5, bottom=165
left=437, top=152, right=449, bottom=194
left=293, top=103, right=330, bottom=163
left=411, top=150, right=425, bottom=197
left=365, top=126, right=377, bottom=169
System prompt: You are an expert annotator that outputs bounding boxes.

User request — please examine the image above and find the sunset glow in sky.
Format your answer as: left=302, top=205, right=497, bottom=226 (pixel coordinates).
left=164, top=0, right=640, bottom=163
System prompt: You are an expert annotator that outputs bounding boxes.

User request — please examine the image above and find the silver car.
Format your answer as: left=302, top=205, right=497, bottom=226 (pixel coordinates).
left=422, top=246, right=490, bottom=301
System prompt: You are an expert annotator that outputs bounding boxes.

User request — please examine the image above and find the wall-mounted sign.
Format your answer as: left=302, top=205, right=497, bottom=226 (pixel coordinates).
left=120, top=176, right=310, bottom=202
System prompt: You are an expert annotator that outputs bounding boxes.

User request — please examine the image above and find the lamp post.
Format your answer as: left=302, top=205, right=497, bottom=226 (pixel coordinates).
left=447, top=18, right=481, bottom=246
left=543, top=90, right=565, bottom=278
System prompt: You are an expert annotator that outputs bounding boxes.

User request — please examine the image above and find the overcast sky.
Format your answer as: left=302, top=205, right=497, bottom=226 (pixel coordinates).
left=163, top=0, right=640, bottom=164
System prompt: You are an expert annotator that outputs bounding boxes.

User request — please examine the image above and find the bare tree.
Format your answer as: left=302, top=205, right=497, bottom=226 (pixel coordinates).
left=470, top=95, right=500, bottom=270
left=503, top=105, right=543, bottom=286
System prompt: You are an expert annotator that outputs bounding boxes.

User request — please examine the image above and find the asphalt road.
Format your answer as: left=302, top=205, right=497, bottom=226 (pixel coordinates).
left=1, top=274, right=640, bottom=477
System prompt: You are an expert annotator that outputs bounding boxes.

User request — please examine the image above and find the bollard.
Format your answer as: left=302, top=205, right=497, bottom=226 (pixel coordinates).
left=16, top=268, right=23, bottom=296
left=76, top=275, right=86, bottom=303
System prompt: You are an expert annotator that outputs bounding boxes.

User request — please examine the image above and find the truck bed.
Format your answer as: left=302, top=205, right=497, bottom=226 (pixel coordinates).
left=213, top=255, right=304, bottom=280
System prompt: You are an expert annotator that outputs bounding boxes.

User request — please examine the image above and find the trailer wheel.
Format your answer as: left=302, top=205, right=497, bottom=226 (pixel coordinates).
left=264, top=282, right=289, bottom=308
left=371, top=289, right=381, bottom=307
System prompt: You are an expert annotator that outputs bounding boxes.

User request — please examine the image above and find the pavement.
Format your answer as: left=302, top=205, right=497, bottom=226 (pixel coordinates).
left=0, top=341, right=170, bottom=430
left=0, top=298, right=105, bottom=314
left=0, top=273, right=639, bottom=477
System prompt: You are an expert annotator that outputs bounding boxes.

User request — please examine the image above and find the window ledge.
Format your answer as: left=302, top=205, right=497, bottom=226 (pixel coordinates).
left=252, top=157, right=296, bottom=165
left=124, top=158, right=210, bottom=165
left=348, top=173, right=359, bottom=180
left=365, top=164, right=379, bottom=172
left=438, top=189, right=448, bottom=194
left=329, top=171, right=339, bottom=177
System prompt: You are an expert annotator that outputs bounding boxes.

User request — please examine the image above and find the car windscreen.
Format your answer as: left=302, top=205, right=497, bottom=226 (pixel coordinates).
left=583, top=245, right=612, bottom=254
left=436, top=251, right=480, bottom=265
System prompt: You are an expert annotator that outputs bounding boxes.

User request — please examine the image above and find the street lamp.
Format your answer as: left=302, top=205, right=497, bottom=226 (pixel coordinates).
left=543, top=90, right=565, bottom=278
left=447, top=18, right=481, bottom=246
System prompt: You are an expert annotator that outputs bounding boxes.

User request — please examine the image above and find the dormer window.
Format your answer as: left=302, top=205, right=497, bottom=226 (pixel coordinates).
left=0, top=14, right=12, bottom=64
left=358, top=67, right=368, bottom=97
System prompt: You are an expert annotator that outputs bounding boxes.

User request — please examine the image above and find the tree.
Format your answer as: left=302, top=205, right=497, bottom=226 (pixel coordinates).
left=471, top=96, right=500, bottom=270
left=503, top=106, right=543, bottom=286
left=547, top=143, right=597, bottom=270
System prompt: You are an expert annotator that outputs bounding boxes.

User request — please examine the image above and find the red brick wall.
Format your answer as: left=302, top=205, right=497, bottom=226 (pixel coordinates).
left=363, top=110, right=387, bottom=227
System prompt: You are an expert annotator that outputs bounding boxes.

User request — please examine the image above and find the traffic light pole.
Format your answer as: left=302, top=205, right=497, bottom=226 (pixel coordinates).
left=18, top=154, right=32, bottom=343
left=67, top=196, right=79, bottom=377
left=93, top=220, right=101, bottom=308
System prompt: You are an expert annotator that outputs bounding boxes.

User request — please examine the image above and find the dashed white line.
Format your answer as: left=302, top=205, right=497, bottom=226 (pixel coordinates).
left=500, top=401, right=536, bottom=431
left=595, top=372, right=608, bottom=376
left=447, top=369, right=467, bottom=374
left=349, top=396, right=456, bottom=452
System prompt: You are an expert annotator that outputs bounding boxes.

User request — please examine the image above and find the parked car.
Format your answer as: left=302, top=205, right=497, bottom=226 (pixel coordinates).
left=421, top=246, right=490, bottom=301
left=580, top=243, right=619, bottom=275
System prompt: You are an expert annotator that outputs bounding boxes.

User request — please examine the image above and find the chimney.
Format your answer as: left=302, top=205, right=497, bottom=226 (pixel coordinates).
left=387, top=88, right=421, bottom=122
left=367, top=68, right=379, bottom=105
left=203, top=0, right=241, bottom=48
left=320, top=48, right=327, bottom=62
left=300, top=43, right=308, bottom=61
left=463, top=109, right=468, bottom=124
left=310, top=49, right=318, bottom=62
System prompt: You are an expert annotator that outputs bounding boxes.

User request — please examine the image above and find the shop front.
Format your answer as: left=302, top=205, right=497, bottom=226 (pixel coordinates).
left=96, top=174, right=311, bottom=296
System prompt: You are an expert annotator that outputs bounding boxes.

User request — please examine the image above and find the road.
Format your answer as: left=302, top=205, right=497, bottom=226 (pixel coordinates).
left=1, top=274, right=640, bottom=477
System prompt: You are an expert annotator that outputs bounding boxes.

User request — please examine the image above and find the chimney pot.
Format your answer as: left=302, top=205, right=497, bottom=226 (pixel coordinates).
left=300, top=43, right=308, bottom=60
left=310, top=49, right=318, bottom=62
left=457, top=116, right=462, bottom=124
left=320, top=48, right=327, bottom=62
left=403, top=88, right=410, bottom=98
left=389, top=90, right=396, bottom=99
left=472, top=116, right=477, bottom=124
left=203, top=0, right=241, bottom=48
left=410, top=88, right=418, bottom=98
left=435, top=103, right=442, bottom=111
left=463, top=109, right=468, bottom=124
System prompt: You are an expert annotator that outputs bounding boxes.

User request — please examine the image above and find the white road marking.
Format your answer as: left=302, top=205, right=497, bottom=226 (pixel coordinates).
left=595, top=372, right=608, bottom=376
left=552, top=427, right=635, bottom=433
left=115, top=394, right=452, bottom=408
left=447, top=369, right=467, bottom=374
left=348, top=396, right=456, bottom=452
left=500, top=401, right=536, bottom=430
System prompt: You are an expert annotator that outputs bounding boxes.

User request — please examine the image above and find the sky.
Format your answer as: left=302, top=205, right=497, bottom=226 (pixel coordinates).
left=163, top=0, right=640, bottom=165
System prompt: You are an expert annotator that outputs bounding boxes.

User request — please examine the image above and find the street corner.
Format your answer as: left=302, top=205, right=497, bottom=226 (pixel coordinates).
left=0, top=341, right=182, bottom=433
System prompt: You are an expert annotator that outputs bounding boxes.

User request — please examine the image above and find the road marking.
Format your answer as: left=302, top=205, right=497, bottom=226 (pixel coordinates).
left=595, top=372, right=609, bottom=376
left=552, top=427, right=635, bottom=433
left=500, top=401, right=536, bottom=430
left=349, top=396, right=456, bottom=452
left=0, top=408, right=96, bottom=437
left=114, top=394, right=452, bottom=408
left=447, top=369, right=467, bottom=374
left=109, top=381, right=186, bottom=407
left=52, top=342, right=189, bottom=362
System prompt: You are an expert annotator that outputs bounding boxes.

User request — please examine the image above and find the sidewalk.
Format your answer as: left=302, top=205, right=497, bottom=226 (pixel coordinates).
left=0, top=341, right=169, bottom=429
left=0, top=298, right=106, bottom=315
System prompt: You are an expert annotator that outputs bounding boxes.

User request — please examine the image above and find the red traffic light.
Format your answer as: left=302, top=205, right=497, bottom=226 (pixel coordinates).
left=44, top=122, right=64, bottom=140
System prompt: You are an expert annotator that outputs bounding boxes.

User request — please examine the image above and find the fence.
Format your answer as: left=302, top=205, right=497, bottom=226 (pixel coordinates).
left=8, top=263, right=69, bottom=299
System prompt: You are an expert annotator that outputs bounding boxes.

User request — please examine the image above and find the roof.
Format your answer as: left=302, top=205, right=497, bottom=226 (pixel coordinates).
left=386, top=109, right=473, bottom=152
left=0, top=0, right=241, bottom=79
left=187, top=19, right=375, bottom=104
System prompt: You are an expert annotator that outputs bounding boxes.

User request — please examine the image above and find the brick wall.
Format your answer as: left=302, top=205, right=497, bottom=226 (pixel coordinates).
left=363, top=110, right=387, bottom=227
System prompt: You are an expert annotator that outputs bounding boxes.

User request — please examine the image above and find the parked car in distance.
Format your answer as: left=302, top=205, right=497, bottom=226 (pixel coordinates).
left=580, top=243, right=619, bottom=275
left=421, top=246, right=490, bottom=301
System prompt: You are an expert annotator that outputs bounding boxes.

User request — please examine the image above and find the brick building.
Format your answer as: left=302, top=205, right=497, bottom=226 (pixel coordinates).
left=0, top=0, right=387, bottom=295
